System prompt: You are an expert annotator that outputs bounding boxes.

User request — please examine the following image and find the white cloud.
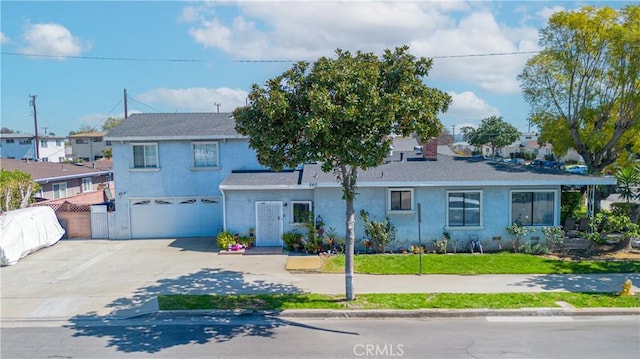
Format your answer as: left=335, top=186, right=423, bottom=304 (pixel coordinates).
left=136, top=87, right=249, bottom=113
left=443, top=91, right=500, bottom=123
left=20, top=22, right=90, bottom=58
left=184, top=2, right=539, bottom=94
left=0, top=32, right=10, bottom=44
left=537, top=6, right=565, bottom=21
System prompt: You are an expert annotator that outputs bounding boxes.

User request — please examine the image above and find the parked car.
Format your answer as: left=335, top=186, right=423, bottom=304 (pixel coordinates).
left=566, top=165, right=588, bottom=175
left=530, top=159, right=564, bottom=169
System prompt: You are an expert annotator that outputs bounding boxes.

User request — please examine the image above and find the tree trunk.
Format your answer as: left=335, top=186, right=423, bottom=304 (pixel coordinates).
left=344, top=197, right=356, bottom=301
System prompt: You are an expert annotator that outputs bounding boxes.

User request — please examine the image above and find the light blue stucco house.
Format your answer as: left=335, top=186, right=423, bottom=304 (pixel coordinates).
left=105, top=113, right=267, bottom=239
left=106, top=112, right=615, bottom=248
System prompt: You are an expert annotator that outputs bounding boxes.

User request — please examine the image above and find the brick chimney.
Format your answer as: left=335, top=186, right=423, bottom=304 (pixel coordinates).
left=422, top=138, right=437, bottom=161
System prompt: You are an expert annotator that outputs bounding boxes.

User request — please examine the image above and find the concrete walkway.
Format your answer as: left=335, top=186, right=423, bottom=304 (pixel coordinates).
left=1, top=238, right=638, bottom=322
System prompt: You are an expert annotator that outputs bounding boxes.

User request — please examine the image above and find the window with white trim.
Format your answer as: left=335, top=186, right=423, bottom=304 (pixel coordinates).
left=40, top=140, right=48, bottom=148
left=192, top=142, right=218, bottom=168
left=447, top=190, right=482, bottom=227
left=511, top=190, right=555, bottom=226
left=291, top=201, right=312, bottom=223
left=132, top=143, right=158, bottom=168
left=82, top=178, right=92, bottom=192
left=52, top=182, right=67, bottom=199
left=388, top=188, right=413, bottom=211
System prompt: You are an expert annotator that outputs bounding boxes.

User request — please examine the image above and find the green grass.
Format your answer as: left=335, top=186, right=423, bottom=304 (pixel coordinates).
left=322, top=252, right=640, bottom=275
left=158, top=292, right=640, bottom=311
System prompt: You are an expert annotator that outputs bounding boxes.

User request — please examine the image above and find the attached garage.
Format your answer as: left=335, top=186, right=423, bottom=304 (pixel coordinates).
left=130, top=197, right=221, bottom=238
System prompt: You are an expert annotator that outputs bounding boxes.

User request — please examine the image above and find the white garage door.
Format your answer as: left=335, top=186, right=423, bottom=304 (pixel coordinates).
left=130, top=197, right=221, bottom=238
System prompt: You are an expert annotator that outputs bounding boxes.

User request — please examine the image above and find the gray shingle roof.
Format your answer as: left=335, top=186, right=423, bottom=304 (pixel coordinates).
left=301, top=154, right=615, bottom=187
left=1, top=158, right=112, bottom=182
left=105, top=113, right=241, bottom=140
left=220, top=170, right=303, bottom=188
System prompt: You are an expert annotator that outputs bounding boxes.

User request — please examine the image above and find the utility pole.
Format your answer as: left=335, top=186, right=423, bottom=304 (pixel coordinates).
left=451, top=124, right=456, bottom=142
left=29, top=94, right=40, bottom=160
left=124, top=89, right=128, bottom=119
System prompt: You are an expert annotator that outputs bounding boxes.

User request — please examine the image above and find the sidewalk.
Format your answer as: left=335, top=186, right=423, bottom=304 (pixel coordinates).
left=1, top=239, right=638, bottom=322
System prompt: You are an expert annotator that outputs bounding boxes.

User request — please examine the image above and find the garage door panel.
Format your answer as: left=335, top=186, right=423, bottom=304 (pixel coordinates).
left=130, top=197, right=221, bottom=238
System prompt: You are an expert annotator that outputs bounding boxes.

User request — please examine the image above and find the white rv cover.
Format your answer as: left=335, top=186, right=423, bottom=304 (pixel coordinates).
left=0, top=206, right=65, bottom=266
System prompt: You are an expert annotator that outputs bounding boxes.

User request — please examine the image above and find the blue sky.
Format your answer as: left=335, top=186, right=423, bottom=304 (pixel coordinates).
left=1, top=0, right=628, bottom=136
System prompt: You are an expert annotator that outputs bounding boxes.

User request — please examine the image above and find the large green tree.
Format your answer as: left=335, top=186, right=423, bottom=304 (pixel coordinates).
left=461, top=116, right=519, bottom=159
left=233, top=46, right=451, bottom=300
left=519, top=5, right=640, bottom=174
left=0, top=169, right=41, bottom=212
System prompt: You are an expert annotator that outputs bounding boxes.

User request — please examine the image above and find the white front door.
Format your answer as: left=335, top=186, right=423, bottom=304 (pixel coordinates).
left=255, top=201, right=283, bottom=246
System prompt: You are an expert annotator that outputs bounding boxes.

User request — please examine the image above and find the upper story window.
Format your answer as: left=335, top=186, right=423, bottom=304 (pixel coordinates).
left=56, top=140, right=63, bottom=146
left=192, top=142, right=218, bottom=168
left=40, top=140, right=48, bottom=148
left=447, top=191, right=482, bottom=227
left=511, top=190, right=556, bottom=226
left=19, top=139, right=32, bottom=145
left=291, top=201, right=312, bottom=224
left=132, top=143, right=158, bottom=169
left=388, top=188, right=413, bottom=212
left=5, top=139, right=14, bottom=144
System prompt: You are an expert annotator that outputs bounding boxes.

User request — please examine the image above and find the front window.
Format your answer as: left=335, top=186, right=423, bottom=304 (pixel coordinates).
left=82, top=178, right=92, bottom=192
left=511, top=191, right=555, bottom=226
left=291, top=201, right=312, bottom=223
left=132, top=143, right=158, bottom=168
left=192, top=142, right=218, bottom=168
left=76, top=139, right=88, bottom=144
left=52, top=182, right=67, bottom=199
left=389, top=188, right=413, bottom=211
left=56, top=140, right=62, bottom=146
left=447, top=191, right=482, bottom=227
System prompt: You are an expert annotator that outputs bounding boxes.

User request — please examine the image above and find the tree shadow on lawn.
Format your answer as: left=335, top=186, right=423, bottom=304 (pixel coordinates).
left=509, top=272, right=640, bottom=293
left=65, top=267, right=356, bottom=354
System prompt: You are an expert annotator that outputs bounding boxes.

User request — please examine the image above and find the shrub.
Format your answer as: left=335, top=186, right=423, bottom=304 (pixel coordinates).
left=216, top=231, right=235, bottom=249
left=542, top=226, right=564, bottom=254
left=282, top=231, right=303, bottom=251
left=360, top=210, right=396, bottom=254
left=506, top=223, right=532, bottom=253
left=434, top=231, right=450, bottom=254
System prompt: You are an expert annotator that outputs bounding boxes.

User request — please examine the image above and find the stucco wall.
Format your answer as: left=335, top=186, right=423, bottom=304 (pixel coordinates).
left=223, top=188, right=314, bottom=235
left=110, top=138, right=266, bottom=239
left=312, top=185, right=561, bottom=252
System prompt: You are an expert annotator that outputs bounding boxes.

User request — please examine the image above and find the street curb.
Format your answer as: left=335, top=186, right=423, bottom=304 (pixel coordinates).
left=148, top=307, right=640, bottom=320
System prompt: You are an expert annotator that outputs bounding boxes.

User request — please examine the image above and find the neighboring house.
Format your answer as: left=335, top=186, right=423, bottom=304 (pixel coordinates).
left=104, top=113, right=267, bottom=239
left=68, top=132, right=110, bottom=162
left=504, top=133, right=585, bottom=164
left=0, top=133, right=67, bottom=163
left=105, top=113, right=614, bottom=248
left=0, top=158, right=113, bottom=200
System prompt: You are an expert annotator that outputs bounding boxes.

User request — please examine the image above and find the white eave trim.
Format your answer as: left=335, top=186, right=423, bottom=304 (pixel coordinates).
left=37, top=171, right=112, bottom=183
left=105, top=134, right=247, bottom=141
left=304, top=178, right=616, bottom=188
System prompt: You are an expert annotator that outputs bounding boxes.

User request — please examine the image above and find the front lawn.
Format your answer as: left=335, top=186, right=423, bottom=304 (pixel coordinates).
left=321, top=252, right=640, bottom=275
left=158, top=292, right=640, bottom=311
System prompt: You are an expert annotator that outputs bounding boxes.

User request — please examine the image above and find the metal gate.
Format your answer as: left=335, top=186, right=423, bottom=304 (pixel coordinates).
left=90, top=204, right=109, bottom=238
left=255, top=201, right=283, bottom=246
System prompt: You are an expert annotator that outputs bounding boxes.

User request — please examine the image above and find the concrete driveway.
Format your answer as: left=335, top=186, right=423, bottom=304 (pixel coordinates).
left=0, top=238, right=294, bottom=321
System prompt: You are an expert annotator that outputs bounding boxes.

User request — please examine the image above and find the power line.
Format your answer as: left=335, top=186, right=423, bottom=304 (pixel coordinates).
left=2, top=49, right=540, bottom=63
left=233, top=50, right=541, bottom=63
left=127, top=96, right=164, bottom=113
left=1, top=51, right=204, bottom=62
